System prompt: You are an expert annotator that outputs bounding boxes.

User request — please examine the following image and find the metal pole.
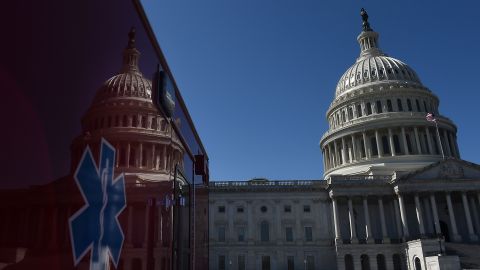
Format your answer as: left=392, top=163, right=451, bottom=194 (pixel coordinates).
left=435, top=121, right=445, bottom=159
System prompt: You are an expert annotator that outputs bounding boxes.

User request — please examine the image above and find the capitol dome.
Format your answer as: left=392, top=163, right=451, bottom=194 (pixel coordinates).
left=70, top=28, right=184, bottom=181
left=320, top=9, right=459, bottom=178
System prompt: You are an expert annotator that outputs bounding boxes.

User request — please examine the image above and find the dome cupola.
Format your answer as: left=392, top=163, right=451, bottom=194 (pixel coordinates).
left=320, top=9, right=460, bottom=178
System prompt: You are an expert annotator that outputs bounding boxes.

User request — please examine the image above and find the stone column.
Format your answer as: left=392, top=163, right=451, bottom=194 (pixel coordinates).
left=348, top=198, right=358, bottom=243
left=363, top=197, right=373, bottom=243
left=414, top=194, right=425, bottom=236
left=445, top=192, right=461, bottom=242
left=448, top=132, right=459, bottom=158
left=333, top=141, right=343, bottom=166
left=425, top=127, right=434, bottom=154
left=423, top=197, right=433, bottom=235
left=334, top=140, right=340, bottom=165
left=469, top=197, right=480, bottom=235
left=388, top=128, right=396, bottom=156
left=126, top=143, right=131, bottom=168
left=332, top=196, right=341, bottom=243
left=378, top=197, right=390, bottom=243
left=156, top=205, right=163, bottom=247
left=362, top=132, right=370, bottom=159
left=401, top=127, right=410, bottom=155
left=341, top=137, right=347, bottom=164
left=443, top=129, right=452, bottom=156
left=393, top=199, right=403, bottom=240
left=461, top=192, right=478, bottom=241
left=429, top=194, right=441, bottom=236
left=163, top=145, right=167, bottom=170
left=328, top=144, right=334, bottom=168
left=414, top=127, right=422, bottom=154
left=375, top=130, right=382, bottom=157
left=397, top=194, right=409, bottom=239
left=139, top=142, right=143, bottom=168
left=151, top=144, right=156, bottom=169
left=351, top=135, right=357, bottom=162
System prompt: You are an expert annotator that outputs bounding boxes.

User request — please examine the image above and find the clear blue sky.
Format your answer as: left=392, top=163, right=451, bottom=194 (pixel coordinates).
left=141, top=0, right=480, bottom=181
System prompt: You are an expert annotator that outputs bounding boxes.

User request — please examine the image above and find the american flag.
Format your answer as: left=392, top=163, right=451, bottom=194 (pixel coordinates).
left=426, top=112, right=436, bottom=122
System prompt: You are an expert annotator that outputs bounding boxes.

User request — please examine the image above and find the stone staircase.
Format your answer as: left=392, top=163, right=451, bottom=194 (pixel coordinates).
left=445, top=243, right=480, bottom=270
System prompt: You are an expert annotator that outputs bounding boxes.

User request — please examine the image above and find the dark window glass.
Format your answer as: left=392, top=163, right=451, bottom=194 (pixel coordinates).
left=416, top=99, right=421, bottom=112
left=261, top=206, right=267, bottom=213
left=356, top=104, right=363, bottom=117
left=307, top=256, right=315, bottom=270
left=376, top=100, right=383, bottom=113
left=262, top=256, right=271, bottom=270
left=397, top=99, right=403, bottom=111
left=382, top=136, right=390, bottom=154
left=371, top=137, right=378, bottom=156
left=305, top=227, right=313, bottom=242
left=284, top=205, right=292, bottom=213
left=219, top=256, right=226, bottom=270
left=238, top=255, right=246, bottom=270
left=287, top=256, right=295, bottom=270
left=423, top=100, right=428, bottom=112
left=218, top=206, right=225, bottom=213
left=237, top=206, right=244, bottom=213
left=387, top=100, right=393, bottom=112
left=218, top=226, right=225, bottom=242
left=366, top=103, right=372, bottom=115
left=286, top=227, right=293, bottom=242
left=261, top=221, right=269, bottom=242
left=406, top=134, right=413, bottom=153
left=407, top=99, right=412, bottom=111
left=303, top=205, right=311, bottom=212
left=238, top=227, right=245, bottom=242
left=393, top=135, right=401, bottom=154
left=348, top=107, right=353, bottom=120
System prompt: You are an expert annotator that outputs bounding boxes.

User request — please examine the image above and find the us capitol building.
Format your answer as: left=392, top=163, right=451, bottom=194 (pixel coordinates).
left=209, top=9, right=480, bottom=270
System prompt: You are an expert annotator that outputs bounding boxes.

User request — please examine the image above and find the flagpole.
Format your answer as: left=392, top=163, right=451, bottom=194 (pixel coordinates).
left=434, top=120, right=445, bottom=160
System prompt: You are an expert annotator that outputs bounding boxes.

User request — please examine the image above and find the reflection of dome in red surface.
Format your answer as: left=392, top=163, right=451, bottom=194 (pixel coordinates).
left=70, top=28, right=184, bottom=180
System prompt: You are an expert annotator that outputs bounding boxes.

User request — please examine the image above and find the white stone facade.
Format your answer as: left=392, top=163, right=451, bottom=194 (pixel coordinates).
left=209, top=9, right=480, bottom=270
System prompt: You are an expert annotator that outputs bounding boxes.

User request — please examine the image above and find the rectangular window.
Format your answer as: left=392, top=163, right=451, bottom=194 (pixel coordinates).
left=262, top=256, right=271, bottom=270
left=306, top=256, right=314, bottom=270
left=238, top=255, right=246, bottom=270
left=397, top=99, right=403, bottom=111
left=287, top=256, right=295, bottom=270
left=376, top=100, right=383, bottom=113
left=407, top=99, right=412, bottom=111
left=219, top=255, right=226, bottom=270
left=285, top=227, right=293, bottom=242
left=305, top=226, right=313, bottom=242
left=218, top=206, right=225, bottom=213
left=284, top=205, right=291, bottom=213
left=238, top=227, right=245, bottom=242
left=237, top=206, right=244, bottom=213
left=303, top=205, right=311, bottom=213
left=387, top=99, right=393, bottom=112
left=356, top=104, right=363, bottom=117
left=218, top=226, right=225, bottom=242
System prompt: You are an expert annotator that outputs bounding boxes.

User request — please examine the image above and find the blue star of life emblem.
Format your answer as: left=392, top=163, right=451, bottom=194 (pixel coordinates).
left=69, top=139, right=126, bottom=270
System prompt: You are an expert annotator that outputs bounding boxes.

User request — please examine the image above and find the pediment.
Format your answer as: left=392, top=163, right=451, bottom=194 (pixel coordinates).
left=397, top=158, right=480, bottom=181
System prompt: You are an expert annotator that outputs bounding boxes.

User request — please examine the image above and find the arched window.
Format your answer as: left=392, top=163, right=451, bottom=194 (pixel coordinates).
left=423, top=100, right=428, bottom=112
left=414, top=257, right=422, bottom=270
left=377, top=254, right=386, bottom=270
left=376, top=100, right=383, bottom=113
left=342, top=111, right=346, bottom=123
left=397, top=99, right=403, bottom=111
left=115, top=115, right=120, bottom=127
left=348, top=107, right=353, bottom=120
left=393, top=254, right=402, bottom=270
left=122, top=115, right=128, bottom=127
left=406, top=134, right=413, bottom=154
left=345, top=255, right=354, bottom=270
left=129, top=148, right=136, bottom=167
left=407, top=99, right=412, bottom=111
left=366, top=103, right=372, bottom=115
left=260, top=221, right=269, bottom=242
left=387, top=100, right=393, bottom=112
left=361, top=254, right=370, bottom=270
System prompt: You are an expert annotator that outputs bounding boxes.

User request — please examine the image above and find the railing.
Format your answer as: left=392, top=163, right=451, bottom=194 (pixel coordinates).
left=330, top=175, right=392, bottom=181
left=210, top=180, right=324, bottom=188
